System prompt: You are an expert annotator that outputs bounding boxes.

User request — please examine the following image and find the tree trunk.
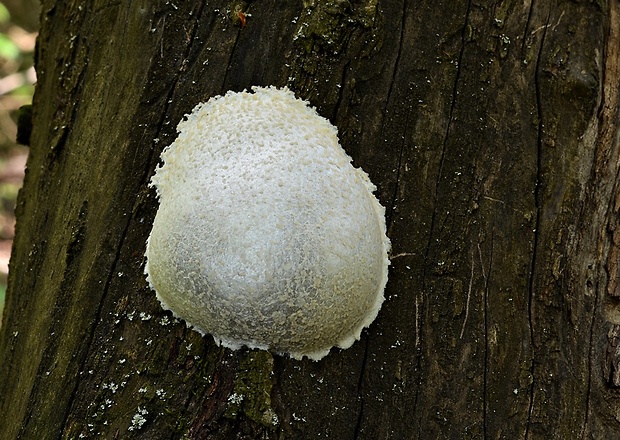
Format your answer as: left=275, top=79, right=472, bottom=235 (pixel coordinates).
left=1, top=0, right=619, bottom=438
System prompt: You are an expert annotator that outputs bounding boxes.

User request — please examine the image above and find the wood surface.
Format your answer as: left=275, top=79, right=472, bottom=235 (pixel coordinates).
left=0, top=0, right=619, bottom=438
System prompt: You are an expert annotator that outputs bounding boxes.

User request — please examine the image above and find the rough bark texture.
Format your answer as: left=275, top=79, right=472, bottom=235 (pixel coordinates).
left=0, top=0, right=619, bottom=439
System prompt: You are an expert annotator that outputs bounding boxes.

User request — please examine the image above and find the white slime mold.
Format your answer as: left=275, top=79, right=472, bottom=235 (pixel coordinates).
left=145, top=86, right=390, bottom=360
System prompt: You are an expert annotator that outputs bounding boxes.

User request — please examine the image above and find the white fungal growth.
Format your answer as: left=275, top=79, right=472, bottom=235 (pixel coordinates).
left=145, top=86, right=390, bottom=360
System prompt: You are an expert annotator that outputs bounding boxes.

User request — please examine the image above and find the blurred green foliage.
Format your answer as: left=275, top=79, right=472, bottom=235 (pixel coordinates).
left=0, top=3, right=8, bottom=22
left=0, top=34, right=19, bottom=60
left=0, top=4, right=18, bottom=60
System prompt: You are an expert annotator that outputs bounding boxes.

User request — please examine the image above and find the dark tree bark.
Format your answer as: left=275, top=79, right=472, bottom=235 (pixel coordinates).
left=1, top=0, right=619, bottom=439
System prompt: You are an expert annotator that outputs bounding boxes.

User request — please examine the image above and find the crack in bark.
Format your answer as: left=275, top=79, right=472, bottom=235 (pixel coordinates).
left=19, top=203, right=89, bottom=438
left=383, top=0, right=409, bottom=229
left=459, top=252, right=475, bottom=339
left=419, top=0, right=471, bottom=263
left=434, top=0, right=470, bottom=191
left=386, top=108, right=412, bottom=232
left=354, top=2, right=408, bottom=438
left=332, top=60, right=350, bottom=122
left=352, top=321, right=371, bottom=440
left=149, top=0, right=210, bottom=419
left=58, top=2, right=210, bottom=435
left=19, top=34, right=90, bottom=434
left=521, top=0, right=536, bottom=53
left=352, top=397, right=366, bottom=440
left=582, top=1, right=620, bottom=434
left=482, top=236, right=494, bottom=440
left=524, top=8, right=550, bottom=439
left=413, top=0, right=472, bottom=435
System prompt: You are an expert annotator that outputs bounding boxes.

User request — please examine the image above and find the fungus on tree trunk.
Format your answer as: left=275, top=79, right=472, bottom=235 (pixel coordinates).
left=145, top=86, right=390, bottom=360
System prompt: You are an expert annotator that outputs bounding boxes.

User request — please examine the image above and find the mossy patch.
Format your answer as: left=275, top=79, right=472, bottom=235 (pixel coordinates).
left=224, top=350, right=278, bottom=428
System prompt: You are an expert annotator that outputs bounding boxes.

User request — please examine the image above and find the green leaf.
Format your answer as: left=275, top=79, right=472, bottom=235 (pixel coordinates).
left=0, top=4, right=9, bottom=24
left=0, top=33, right=19, bottom=60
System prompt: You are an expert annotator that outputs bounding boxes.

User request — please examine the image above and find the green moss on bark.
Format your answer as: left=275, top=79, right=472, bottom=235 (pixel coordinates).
left=224, top=350, right=278, bottom=428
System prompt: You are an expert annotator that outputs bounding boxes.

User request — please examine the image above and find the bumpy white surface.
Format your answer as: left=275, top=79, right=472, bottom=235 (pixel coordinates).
left=145, top=86, right=390, bottom=360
